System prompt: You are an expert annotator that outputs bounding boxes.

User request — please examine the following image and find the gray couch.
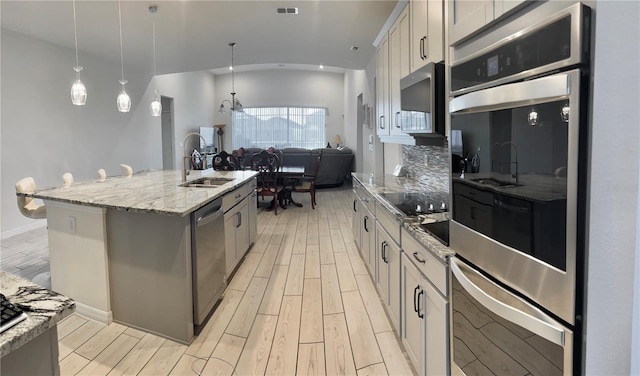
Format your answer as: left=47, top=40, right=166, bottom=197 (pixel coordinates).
left=233, top=147, right=354, bottom=187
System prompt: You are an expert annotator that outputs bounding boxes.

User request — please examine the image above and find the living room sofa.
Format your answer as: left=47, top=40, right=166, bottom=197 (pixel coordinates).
left=233, top=147, right=354, bottom=187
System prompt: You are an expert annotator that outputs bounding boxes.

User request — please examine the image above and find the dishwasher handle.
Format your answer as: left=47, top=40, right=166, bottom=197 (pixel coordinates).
left=197, top=206, right=224, bottom=227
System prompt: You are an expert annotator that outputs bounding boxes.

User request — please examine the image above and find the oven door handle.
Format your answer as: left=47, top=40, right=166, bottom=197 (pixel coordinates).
left=449, top=71, right=575, bottom=114
left=450, top=257, right=567, bottom=347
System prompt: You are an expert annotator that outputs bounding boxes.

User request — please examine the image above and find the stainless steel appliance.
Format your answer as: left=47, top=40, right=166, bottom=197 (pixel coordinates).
left=400, top=62, right=445, bottom=142
left=191, top=197, right=226, bottom=335
left=448, top=3, right=591, bottom=374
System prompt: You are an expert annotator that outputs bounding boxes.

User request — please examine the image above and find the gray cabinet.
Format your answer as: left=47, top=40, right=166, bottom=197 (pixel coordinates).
left=389, top=5, right=411, bottom=136
left=410, top=0, right=444, bottom=71
left=449, top=0, right=529, bottom=45
left=375, top=221, right=401, bottom=334
left=224, top=195, right=250, bottom=276
left=376, top=34, right=390, bottom=137
left=401, top=228, right=449, bottom=375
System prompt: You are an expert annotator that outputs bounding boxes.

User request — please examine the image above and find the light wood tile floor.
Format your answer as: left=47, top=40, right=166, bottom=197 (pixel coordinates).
left=1, top=185, right=416, bottom=375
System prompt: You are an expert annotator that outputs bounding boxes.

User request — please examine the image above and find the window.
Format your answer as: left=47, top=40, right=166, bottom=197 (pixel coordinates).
left=232, top=107, right=326, bottom=150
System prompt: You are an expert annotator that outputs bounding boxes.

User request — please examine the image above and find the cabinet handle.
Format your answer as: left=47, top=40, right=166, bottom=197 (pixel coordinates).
left=236, top=212, right=241, bottom=228
left=417, top=289, right=424, bottom=319
left=379, top=115, right=385, bottom=129
left=420, top=37, right=425, bottom=60
left=235, top=193, right=242, bottom=199
left=362, top=197, right=370, bottom=203
left=364, top=215, right=369, bottom=232
left=471, top=206, right=476, bottom=220
left=413, top=285, right=420, bottom=313
left=395, top=111, right=401, bottom=128
left=381, top=241, right=388, bottom=263
left=413, top=252, right=426, bottom=264
left=353, top=199, right=357, bottom=212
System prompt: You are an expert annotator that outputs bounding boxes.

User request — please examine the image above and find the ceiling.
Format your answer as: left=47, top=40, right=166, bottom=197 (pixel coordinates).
left=1, top=1, right=397, bottom=75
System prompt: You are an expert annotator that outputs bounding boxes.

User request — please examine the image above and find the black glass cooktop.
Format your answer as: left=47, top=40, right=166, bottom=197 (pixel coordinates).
left=379, top=192, right=448, bottom=216
left=420, top=220, right=450, bottom=246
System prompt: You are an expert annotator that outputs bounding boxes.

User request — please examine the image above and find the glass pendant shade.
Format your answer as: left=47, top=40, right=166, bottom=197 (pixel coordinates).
left=71, top=67, right=87, bottom=105
left=561, top=104, right=570, bottom=122
left=150, top=92, right=162, bottom=117
left=117, top=80, right=131, bottom=112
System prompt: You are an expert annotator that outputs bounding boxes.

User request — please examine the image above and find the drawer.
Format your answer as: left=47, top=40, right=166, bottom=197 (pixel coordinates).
left=401, top=228, right=448, bottom=296
left=375, top=201, right=401, bottom=244
left=223, top=178, right=256, bottom=212
left=453, top=181, right=493, bottom=206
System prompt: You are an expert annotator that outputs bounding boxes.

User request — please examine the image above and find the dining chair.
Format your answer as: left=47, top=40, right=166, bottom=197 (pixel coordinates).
left=251, top=150, right=283, bottom=214
left=212, top=151, right=240, bottom=171
left=292, top=149, right=323, bottom=209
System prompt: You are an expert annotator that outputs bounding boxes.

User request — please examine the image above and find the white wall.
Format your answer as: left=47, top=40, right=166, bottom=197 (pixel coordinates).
left=1, top=29, right=149, bottom=236
left=213, top=69, right=344, bottom=151
left=585, top=1, right=639, bottom=374
left=344, top=68, right=376, bottom=174
left=1, top=30, right=217, bottom=236
left=134, top=71, right=216, bottom=170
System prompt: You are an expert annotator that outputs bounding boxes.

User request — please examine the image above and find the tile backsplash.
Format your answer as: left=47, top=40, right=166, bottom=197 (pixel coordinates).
left=402, top=145, right=450, bottom=195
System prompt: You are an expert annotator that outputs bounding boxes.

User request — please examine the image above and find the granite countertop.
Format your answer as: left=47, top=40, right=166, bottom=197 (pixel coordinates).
left=0, top=272, right=75, bottom=357
left=352, top=173, right=455, bottom=261
left=452, top=172, right=567, bottom=202
left=20, top=169, right=258, bottom=217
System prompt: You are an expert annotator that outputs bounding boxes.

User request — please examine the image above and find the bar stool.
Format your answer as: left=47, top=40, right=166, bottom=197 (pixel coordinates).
left=15, top=177, right=50, bottom=289
left=120, top=164, right=133, bottom=177
left=62, top=172, right=74, bottom=187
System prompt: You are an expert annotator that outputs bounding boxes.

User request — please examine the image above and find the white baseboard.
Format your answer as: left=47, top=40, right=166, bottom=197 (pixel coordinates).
left=1, top=220, right=47, bottom=240
left=74, top=302, right=113, bottom=325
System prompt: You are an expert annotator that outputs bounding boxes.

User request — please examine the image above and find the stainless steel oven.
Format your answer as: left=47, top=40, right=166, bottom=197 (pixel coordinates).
left=448, top=3, right=591, bottom=375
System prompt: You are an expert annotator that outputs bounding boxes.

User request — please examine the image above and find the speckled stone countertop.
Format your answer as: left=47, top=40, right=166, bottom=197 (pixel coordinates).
left=453, top=173, right=567, bottom=202
left=0, top=272, right=75, bottom=357
left=352, top=173, right=455, bottom=261
left=20, top=169, right=258, bottom=217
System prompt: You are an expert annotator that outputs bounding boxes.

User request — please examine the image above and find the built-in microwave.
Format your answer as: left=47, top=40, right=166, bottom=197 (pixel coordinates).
left=400, top=62, right=445, bottom=141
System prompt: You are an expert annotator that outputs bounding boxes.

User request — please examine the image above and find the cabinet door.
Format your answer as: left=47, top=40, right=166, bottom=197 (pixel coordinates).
left=401, top=253, right=425, bottom=375
left=494, top=0, right=529, bottom=19
left=363, top=208, right=376, bottom=276
left=248, top=191, right=257, bottom=245
left=449, top=0, right=493, bottom=45
left=224, top=209, right=238, bottom=275
left=352, top=194, right=361, bottom=250
left=426, top=0, right=444, bottom=64
left=375, top=222, right=390, bottom=304
left=388, top=239, right=401, bottom=334
left=376, top=35, right=390, bottom=136
left=410, top=0, right=428, bottom=71
left=389, top=6, right=410, bottom=136
left=424, top=279, right=449, bottom=376
left=235, top=197, right=250, bottom=260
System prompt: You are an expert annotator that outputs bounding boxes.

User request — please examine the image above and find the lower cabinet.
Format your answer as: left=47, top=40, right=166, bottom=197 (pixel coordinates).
left=401, top=252, right=450, bottom=376
left=375, top=221, right=401, bottom=334
left=352, top=194, right=361, bottom=250
left=248, top=190, right=257, bottom=245
left=360, top=201, right=376, bottom=276
left=224, top=194, right=250, bottom=276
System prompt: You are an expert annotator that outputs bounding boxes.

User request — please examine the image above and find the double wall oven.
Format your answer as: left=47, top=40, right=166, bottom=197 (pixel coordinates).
left=448, top=3, right=591, bottom=375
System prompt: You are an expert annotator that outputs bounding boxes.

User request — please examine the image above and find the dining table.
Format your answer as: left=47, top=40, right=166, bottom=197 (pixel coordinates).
left=279, top=166, right=306, bottom=208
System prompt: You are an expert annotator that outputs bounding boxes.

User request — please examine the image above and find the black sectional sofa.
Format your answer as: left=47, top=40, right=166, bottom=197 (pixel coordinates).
left=233, top=147, right=354, bottom=187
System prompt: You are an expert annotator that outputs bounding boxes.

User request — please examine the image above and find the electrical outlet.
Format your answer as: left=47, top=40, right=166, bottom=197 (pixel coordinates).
left=68, top=216, right=76, bottom=233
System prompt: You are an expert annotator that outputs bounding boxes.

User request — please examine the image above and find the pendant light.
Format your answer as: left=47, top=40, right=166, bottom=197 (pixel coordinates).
left=116, top=0, right=131, bottom=112
left=149, top=5, right=161, bottom=117
left=218, top=43, right=244, bottom=114
left=70, top=0, right=87, bottom=105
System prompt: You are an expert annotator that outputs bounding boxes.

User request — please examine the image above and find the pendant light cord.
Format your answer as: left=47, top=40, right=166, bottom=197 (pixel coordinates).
left=152, top=14, right=157, bottom=76
left=72, top=0, right=79, bottom=67
left=118, top=0, right=125, bottom=82
left=231, top=44, right=235, bottom=94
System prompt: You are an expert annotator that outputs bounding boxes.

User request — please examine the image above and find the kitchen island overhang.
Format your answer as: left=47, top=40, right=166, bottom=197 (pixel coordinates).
left=19, top=169, right=258, bottom=344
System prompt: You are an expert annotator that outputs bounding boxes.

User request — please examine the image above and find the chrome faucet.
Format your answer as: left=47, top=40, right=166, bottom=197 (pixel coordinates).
left=182, top=132, right=207, bottom=182
left=492, top=141, right=519, bottom=184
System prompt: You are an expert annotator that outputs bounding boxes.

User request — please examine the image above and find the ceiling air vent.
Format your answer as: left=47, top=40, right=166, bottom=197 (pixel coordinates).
left=276, top=7, right=299, bottom=14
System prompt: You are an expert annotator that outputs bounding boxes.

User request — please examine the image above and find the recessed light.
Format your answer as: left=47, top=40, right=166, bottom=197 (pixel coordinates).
left=319, top=65, right=324, bottom=70
left=278, top=64, right=286, bottom=67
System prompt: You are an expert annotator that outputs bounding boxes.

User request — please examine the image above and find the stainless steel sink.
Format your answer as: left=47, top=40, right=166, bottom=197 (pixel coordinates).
left=180, top=177, right=234, bottom=188
left=470, top=177, right=522, bottom=188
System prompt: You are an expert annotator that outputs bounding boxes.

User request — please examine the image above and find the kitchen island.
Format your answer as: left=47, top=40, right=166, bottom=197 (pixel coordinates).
left=19, top=169, right=258, bottom=344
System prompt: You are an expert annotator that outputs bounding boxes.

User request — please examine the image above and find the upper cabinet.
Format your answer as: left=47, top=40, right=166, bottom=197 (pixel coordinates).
left=410, top=0, right=444, bottom=72
left=449, top=0, right=529, bottom=45
left=375, top=34, right=390, bottom=137
left=388, top=6, right=410, bottom=135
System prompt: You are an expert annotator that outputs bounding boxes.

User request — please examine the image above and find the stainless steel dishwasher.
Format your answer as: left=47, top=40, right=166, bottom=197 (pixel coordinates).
left=191, top=197, right=225, bottom=335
